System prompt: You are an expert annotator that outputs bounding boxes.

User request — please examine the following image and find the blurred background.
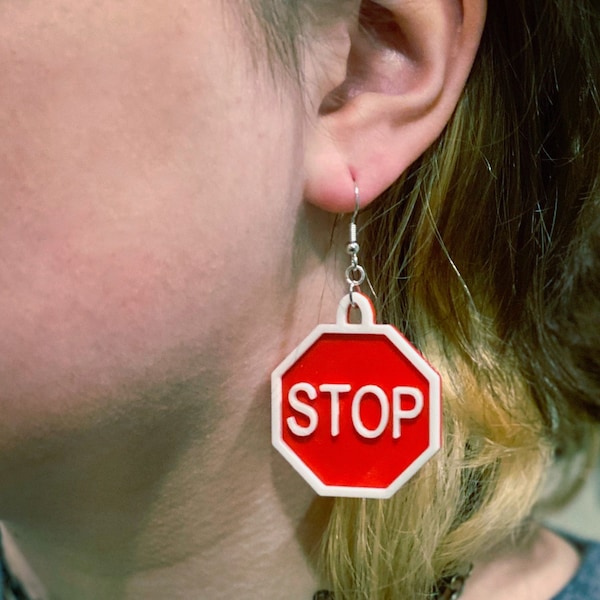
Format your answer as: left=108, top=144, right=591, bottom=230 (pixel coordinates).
left=545, top=464, right=600, bottom=539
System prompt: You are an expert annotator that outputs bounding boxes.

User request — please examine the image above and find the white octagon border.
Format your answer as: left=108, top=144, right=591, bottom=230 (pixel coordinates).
left=271, top=294, right=441, bottom=500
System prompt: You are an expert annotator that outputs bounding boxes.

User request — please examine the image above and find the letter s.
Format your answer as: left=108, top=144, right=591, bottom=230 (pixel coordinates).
left=286, top=383, right=318, bottom=436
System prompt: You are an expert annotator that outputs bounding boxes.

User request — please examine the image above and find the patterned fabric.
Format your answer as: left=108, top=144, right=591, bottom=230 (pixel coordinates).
left=312, top=566, right=471, bottom=600
left=1, top=553, right=29, bottom=600
left=0, top=531, right=34, bottom=600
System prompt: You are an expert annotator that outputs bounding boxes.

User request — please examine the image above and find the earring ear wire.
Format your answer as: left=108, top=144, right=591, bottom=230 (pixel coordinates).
left=346, top=182, right=366, bottom=306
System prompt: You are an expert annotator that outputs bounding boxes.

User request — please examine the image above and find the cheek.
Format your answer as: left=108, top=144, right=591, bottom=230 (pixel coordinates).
left=0, top=1, right=305, bottom=414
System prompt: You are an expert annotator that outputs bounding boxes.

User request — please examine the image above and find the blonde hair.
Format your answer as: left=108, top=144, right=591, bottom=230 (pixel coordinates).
left=249, top=0, right=600, bottom=597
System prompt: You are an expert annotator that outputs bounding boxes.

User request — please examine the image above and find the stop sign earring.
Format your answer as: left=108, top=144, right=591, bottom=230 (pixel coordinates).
left=271, top=183, right=442, bottom=499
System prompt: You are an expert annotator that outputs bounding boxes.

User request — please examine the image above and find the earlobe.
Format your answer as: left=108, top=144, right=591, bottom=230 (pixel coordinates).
left=303, top=0, right=487, bottom=213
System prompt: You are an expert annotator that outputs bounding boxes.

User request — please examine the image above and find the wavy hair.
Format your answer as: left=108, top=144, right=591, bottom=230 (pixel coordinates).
left=249, top=1, right=600, bottom=597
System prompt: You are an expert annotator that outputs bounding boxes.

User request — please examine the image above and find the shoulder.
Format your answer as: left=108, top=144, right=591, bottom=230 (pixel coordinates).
left=553, top=534, right=600, bottom=600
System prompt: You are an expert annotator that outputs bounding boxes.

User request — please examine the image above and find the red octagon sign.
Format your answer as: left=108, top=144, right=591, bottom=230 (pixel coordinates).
left=272, top=293, right=441, bottom=499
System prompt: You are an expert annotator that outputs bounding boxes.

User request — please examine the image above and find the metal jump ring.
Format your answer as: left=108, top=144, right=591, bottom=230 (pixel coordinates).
left=345, top=264, right=366, bottom=287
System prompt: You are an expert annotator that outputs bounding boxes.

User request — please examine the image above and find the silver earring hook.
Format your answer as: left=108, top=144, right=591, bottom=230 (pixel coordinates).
left=352, top=182, right=360, bottom=224
left=348, top=183, right=360, bottom=257
left=345, top=181, right=366, bottom=306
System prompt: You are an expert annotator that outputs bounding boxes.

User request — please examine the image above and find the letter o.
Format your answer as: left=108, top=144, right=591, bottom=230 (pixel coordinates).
left=352, top=385, right=389, bottom=439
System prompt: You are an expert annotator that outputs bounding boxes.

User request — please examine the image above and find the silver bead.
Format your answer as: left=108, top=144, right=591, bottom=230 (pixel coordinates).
left=346, top=241, right=360, bottom=255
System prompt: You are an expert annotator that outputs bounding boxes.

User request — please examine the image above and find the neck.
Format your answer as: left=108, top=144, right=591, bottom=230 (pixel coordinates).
left=3, top=380, right=327, bottom=599
left=0, top=372, right=581, bottom=600
left=0, top=213, right=347, bottom=600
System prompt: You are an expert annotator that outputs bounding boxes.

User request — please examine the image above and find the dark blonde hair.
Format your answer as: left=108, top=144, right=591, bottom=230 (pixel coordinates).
left=250, top=1, right=600, bottom=597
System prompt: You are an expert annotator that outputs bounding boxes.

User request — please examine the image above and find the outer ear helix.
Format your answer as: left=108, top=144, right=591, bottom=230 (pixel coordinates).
left=303, top=0, right=486, bottom=212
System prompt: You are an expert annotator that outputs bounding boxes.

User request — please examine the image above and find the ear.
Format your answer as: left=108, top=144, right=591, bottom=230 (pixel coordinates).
left=303, top=0, right=487, bottom=212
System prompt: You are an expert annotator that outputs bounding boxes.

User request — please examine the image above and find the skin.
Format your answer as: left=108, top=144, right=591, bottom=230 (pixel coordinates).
left=0, top=0, right=346, bottom=597
left=0, top=0, right=583, bottom=598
